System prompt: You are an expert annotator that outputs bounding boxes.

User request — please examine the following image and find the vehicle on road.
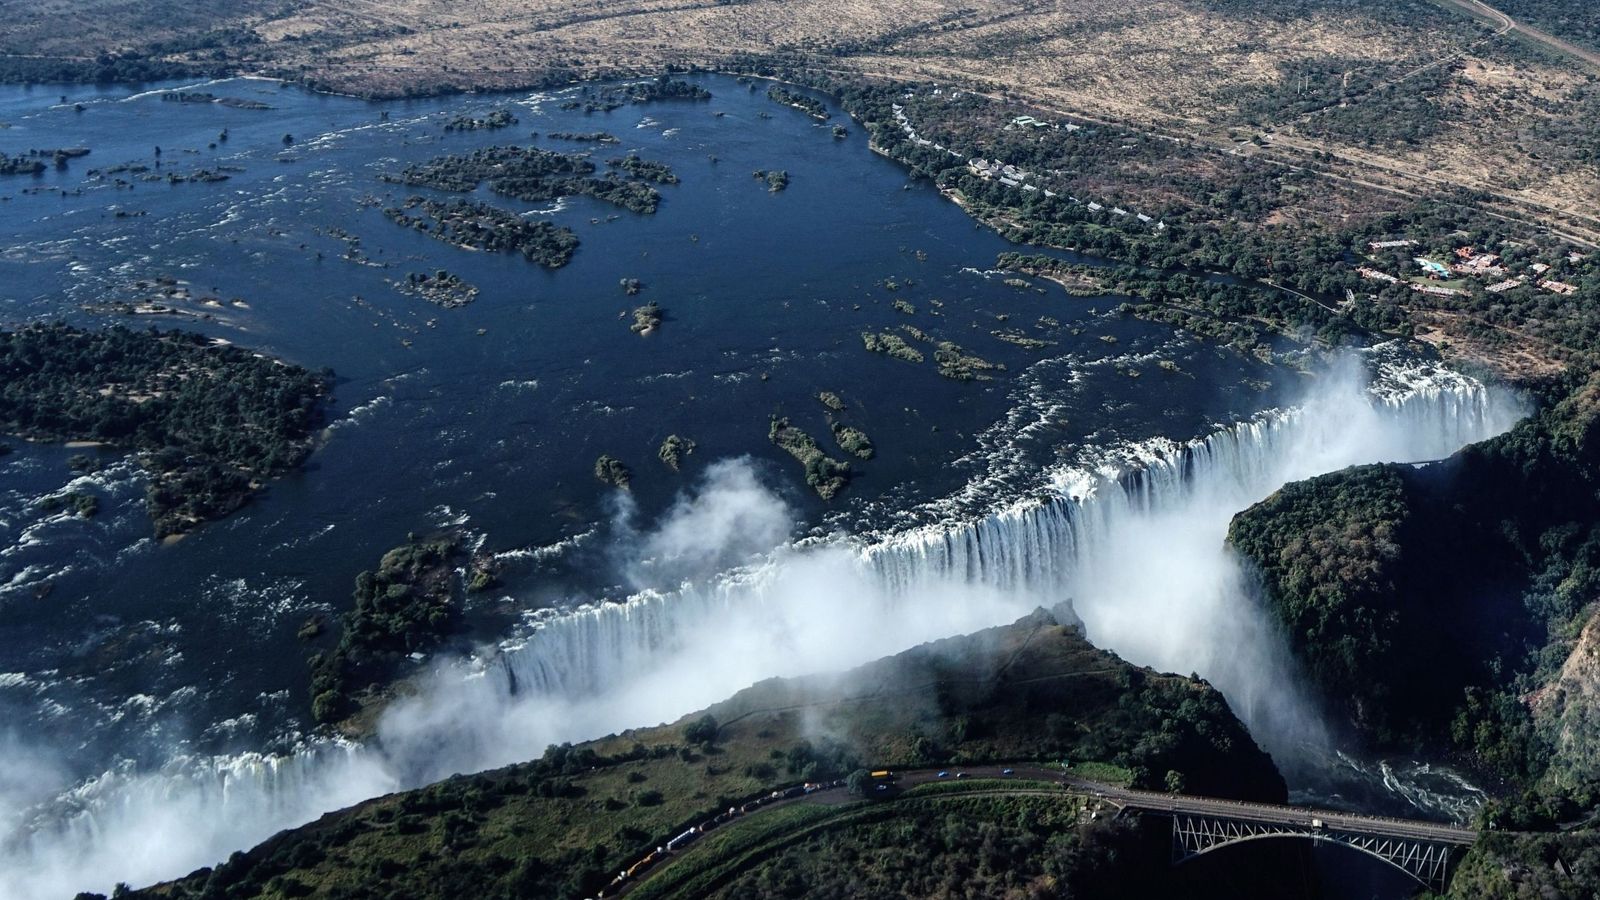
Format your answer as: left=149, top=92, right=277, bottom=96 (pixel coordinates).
left=937, top=771, right=949, bottom=778
left=1001, top=768, right=1014, bottom=775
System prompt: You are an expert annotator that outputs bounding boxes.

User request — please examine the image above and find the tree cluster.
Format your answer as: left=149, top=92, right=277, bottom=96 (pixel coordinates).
left=0, top=323, right=328, bottom=535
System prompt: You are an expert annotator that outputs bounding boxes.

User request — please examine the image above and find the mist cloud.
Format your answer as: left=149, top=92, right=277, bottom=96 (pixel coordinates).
left=619, top=457, right=796, bottom=589
left=0, top=358, right=1525, bottom=899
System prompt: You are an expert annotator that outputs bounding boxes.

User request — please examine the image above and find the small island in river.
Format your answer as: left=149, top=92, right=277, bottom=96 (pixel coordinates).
left=384, top=196, right=580, bottom=268
left=306, top=532, right=497, bottom=732
left=769, top=416, right=851, bottom=500
left=385, top=146, right=670, bottom=214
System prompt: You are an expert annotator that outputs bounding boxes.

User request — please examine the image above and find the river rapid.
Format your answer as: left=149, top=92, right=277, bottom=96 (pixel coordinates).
left=0, top=73, right=1524, bottom=897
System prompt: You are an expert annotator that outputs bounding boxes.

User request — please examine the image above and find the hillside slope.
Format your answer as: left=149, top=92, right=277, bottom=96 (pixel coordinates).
left=1230, top=375, right=1600, bottom=891
left=123, top=610, right=1283, bottom=900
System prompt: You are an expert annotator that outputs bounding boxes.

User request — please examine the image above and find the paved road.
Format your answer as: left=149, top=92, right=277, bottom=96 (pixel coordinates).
left=1442, top=0, right=1600, bottom=70
left=602, top=764, right=1477, bottom=897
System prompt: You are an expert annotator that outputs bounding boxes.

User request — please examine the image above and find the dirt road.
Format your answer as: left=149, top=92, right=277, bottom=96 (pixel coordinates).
left=1441, top=0, right=1600, bottom=70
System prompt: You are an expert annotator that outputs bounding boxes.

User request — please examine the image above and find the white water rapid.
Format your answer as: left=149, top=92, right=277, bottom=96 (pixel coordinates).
left=1, top=356, right=1525, bottom=898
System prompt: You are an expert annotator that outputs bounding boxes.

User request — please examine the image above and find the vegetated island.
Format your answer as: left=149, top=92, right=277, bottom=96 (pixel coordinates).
left=1, top=146, right=90, bottom=174
left=993, top=328, right=1053, bottom=349
left=159, top=91, right=270, bottom=110
left=831, top=422, right=874, bottom=459
left=546, top=131, right=621, bottom=143
left=769, top=416, right=851, bottom=499
left=766, top=84, right=829, bottom=120
left=384, top=145, right=669, bottom=215
left=609, top=153, right=678, bottom=184
left=397, top=270, right=478, bottom=309
left=862, top=325, right=1002, bottom=380
left=658, top=434, right=696, bottom=470
left=444, top=109, right=517, bottom=131
left=751, top=168, right=788, bottom=192
left=0, top=152, right=46, bottom=176
left=306, top=531, right=498, bottom=732
left=129, top=610, right=1284, bottom=900
left=557, top=75, right=711, bottom=113
left=384, top=196, right=579, bottom=268
left=595, top=453, right=632, bottom=488
left=0, top=323, right=329, bottom=537
left=861, top=330, right=924, bottom=363
left=39, top=489, right=99, bottom=519
left=932, top=340, right=1004, bottom=381
left=630, top=302, right=663, bottom=335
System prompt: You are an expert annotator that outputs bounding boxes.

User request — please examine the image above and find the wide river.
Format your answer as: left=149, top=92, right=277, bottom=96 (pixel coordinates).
left=0, top=73, right=1522, bottom=897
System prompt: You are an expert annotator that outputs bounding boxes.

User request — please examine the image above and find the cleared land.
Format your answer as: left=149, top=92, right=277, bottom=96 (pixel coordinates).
left=9, top=0, right=1598, bottom=236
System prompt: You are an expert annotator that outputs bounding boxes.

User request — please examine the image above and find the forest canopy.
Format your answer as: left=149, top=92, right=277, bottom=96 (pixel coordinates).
left=0, top=323, right=330, bottom=535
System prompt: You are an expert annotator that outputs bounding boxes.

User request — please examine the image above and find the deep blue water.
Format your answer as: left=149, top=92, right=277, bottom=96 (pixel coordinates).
left=0, top=71, right=1528, bottom=900
left=0, top=74, right=1303, bottom=774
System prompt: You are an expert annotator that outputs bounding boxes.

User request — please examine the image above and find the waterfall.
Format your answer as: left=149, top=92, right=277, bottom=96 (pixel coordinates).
left=1, top=358, right=1525, bottom=899
left=375, top=358, right=1522, bottom=782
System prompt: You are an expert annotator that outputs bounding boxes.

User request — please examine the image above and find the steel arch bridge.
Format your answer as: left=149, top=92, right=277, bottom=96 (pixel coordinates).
left=1075, top=779, right=1477, bottom=894
left=1168, top=812, right=1461, bottom=892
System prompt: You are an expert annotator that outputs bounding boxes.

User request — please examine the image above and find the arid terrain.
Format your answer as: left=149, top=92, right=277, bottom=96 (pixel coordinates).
left=6, top=0, right=1598, bottom=239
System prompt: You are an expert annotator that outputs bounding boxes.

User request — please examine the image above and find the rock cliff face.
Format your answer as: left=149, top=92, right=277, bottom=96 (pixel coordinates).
left=1535, top=610, right=1600, bottom=791
left=1230, top=374, right=1600, bottom=756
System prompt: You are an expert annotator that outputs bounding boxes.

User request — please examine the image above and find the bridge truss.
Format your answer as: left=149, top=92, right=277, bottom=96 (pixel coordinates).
left=1170, top=813, right=1457, bottom=892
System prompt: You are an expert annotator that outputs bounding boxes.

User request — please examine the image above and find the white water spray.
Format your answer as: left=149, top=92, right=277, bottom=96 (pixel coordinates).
left=0, top=357, right=1524, bottom=898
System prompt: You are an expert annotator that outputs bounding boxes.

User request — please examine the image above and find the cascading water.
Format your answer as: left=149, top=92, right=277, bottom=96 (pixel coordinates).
left=863, top=357, right=1522, bottom=757
left=1, top=356, right=1526, bottom=899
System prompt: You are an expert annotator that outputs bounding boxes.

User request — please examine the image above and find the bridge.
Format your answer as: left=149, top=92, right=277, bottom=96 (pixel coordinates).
left=602, top=766, right=1481, bottom=898
left=1072, top=777, right=1478, bottom=893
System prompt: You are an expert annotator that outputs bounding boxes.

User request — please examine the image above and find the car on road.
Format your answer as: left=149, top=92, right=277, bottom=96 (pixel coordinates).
left=1001, top=768, right=1014, bottom=775
left=956, top=772, right=967, bottom=779
left=937, top=771, right=949, bottom=778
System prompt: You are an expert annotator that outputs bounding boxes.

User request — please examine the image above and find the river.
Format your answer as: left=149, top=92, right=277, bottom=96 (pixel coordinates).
left=0, top=73, right=1523, bottom=897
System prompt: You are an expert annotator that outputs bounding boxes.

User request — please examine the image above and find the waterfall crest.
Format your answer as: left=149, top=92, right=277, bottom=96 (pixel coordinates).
left=1, top=358, right=1525, bottom=899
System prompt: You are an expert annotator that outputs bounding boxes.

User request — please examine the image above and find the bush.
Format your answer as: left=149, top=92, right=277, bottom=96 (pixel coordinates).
left=683, top=714, right=719, bottom=746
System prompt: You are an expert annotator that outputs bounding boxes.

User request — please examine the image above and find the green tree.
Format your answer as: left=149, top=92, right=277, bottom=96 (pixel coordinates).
left=846, top=768, right=871, bottom=796
left=683, top=714, right=719, bottom=746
